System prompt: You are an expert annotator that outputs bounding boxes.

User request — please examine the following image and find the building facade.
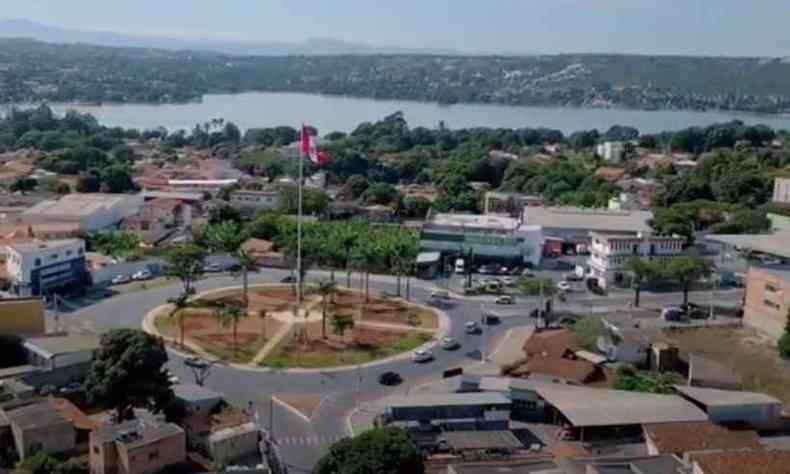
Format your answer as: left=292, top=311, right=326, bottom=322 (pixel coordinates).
left=596, top=141, right=626, bottom=162
left=773, top=177, right=790, bottom=204
left=90, top=419, right=186, bottom=474
left=20, top=193, right=144, bottom=233
left=228, top=189, right=280, bottom=213
left=743, top=267, right=790, bottom=339
left=5, top=239, right=89, bottom=296
left=587, top=232, right=685, bottom=289
left=0, top=298, right=45, bottom=335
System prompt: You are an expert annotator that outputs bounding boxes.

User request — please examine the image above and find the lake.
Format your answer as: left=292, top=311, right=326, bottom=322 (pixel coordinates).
left=46, top=92, right=790, bottom=134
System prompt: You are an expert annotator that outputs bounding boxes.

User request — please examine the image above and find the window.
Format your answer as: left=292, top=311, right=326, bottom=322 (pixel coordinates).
left=766, top=283, right=778, bottom=293
left=764, top=299, right=781, bottom=310
left=93, top=446, right=99, bottom=454
left=66, top=250, right=73, bottom=256
left=50, top=254, right=59, bottom=260
left=148, top=451, right=159, bottom=461
left=34, top=258, right=41, bottom=267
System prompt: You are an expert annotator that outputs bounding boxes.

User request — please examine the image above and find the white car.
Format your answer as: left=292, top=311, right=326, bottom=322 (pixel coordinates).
left=132, top=269, right=153, bottom=281
left=465, top=321, right=481, bottom=334
left=429, top=289, right=450, bottom=300
left=412, top=349, right=434, bottom=363
left=111, top=274, right=130, bottom=285
left=495, top=295, right=515, bottom=305
left=439, top=337, right=460, bottom=350
left=557, top=281, right=572, bottom=292
left=501, top=277, right=515, bottom=287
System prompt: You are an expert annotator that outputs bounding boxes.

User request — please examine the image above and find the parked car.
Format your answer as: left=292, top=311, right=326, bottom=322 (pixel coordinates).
left=203, top=263, right=222, bottom=273
left=439, top=337, right=460, bottom=350
left=479, top=264, right=500, bottom=275
left=495, top=295, right=515, bottom=305
left=378, top=371, right=402, bottom=386
left=661, top=306, right=685, bottom=321
left=557, top=281, right=572, bottom=292
left=430, top=289, right=451, bottom=300
left=465, top=321, right=481, bottom=334
left=132, top=269, right=153, bottom=281
left=564, top=273, right=583, bottom=282
left=413, top=349, right=434, bottom=363
left=111, top=274, right=130, bottom=285
left=58, top=382, right=83, bottom=395
left=501, top=277, right=516, bottom=287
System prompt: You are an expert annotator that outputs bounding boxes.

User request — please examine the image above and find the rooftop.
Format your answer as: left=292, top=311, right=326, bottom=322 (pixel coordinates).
left=643, top=421, right=761, bottom=454
left=430, top=212, right=521, bottom=230
left=533, top=384, right=708, bottom=427
left=673, top=385, right=781, bottom=407
left=448, top=461, right=559, bottom=474
left=4, top=399, right=71, bottom=431
left=523, top=329, right=579, bottom=358
left=688, top=353, right=742, bottom=389
left=173, top=383, right=223, bottom=404
left=50, top=397, right=100, bottom=431
left=441, top=430, right=524, bottom=451
left=522, top=207, right=653, bottom=233
left=387, top=392, right=511, bottom=409
left=514, top=356, right=601, bottom=385
left=7, top=238, right=83, bottom=254
left=93, top=417, right=183, bottom=449
left=23, top=333, right=100, bottom=358
left=690, top=449, right=790, bottom=474
left=706, top=233, right=790, bottom=259
left=142, top=190, right=205, bottom=201
left=23, top=193, right=134, bottom=217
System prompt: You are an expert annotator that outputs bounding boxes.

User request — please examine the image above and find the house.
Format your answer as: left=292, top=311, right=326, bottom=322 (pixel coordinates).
left=643, top=421, right=761, bottom=456
left=5, top=239, right=90, bottom=296
left=742, top=266, right=790, bottom=339
left=123, top=198, right=192, bottom=238
left=0, top=297, right=45, bottom=335
left=181, top=403, right=258, bottom=463
left=774, top=178, right=790, bottom=204
left=523, top=329, right=579, bottom=359
left=511, top=356, right=604, bottom=385
left=384, top=392, right=512, bottom=426
left=689, top=449, right=790, bottom=474
left=173, top=384, right=223, bottom=416
left=228, top=189, right=280, bottom=214
left=3, top=398, right=77, bottom=459
left=20, top=193, right=144, bottom=233
left=587, top=231, right=685, bottom=289
left=596, top=141, right=626, bottom=162
left=207, top=422, right=259, bottom=465
left=90, top=417, right=186, bottom=474
left=673, top=385, right=783, bottom=430
left=240, top=238, right=286, bottom=268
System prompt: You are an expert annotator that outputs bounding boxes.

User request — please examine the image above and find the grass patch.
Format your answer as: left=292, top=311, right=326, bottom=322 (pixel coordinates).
left=153, top=312, right=175, bottom=337
left=260, top=331, right=433, bottom=369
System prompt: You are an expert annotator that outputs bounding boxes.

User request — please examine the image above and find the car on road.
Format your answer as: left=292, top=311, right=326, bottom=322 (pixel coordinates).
left=378, top=371, right=402, bottom=386
left=557, top=281, right=572, bottom=292
left=281, top=275, right=296, bottom=283
left=132, top=269, right=153, bottom=281
left=495, top=295, right=515, bottom=305
left=430, top=289, right=451, bottom=300
left=412, top=349, right=434, bottom=363
left=183, top=356, right=209, bottom=369
left=564, top=273, right=583, bottom=282
left=111, top=274, right=130, bottom=285
left=465, top=321, right=481, bottom=334
left=203, top=263, right=222, bottom=273
left=439, top=337, right=460, bottom=350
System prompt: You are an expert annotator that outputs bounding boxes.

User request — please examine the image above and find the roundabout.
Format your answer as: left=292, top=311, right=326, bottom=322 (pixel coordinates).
left=144, top=283, right=448, bottom=370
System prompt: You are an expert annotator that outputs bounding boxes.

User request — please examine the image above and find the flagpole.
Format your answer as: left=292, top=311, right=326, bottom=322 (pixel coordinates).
left=297, top=125, right=304, bottom=307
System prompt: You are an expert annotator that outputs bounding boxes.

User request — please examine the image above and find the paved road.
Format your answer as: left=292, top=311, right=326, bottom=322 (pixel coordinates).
left=54, top=267, right=744, bottom=472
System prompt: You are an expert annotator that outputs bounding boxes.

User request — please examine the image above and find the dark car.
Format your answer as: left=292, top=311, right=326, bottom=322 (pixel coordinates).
left=378, top=371, right=403, bottom=386
left=281, top=276, right=297, bottom=283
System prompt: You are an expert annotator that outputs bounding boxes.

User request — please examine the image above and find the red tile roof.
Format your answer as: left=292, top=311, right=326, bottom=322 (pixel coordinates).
left=523, top=329, right=579, bottom=358
left=644, top=421, right=761, bottom=454
left=690, top=450, right=790, bottom=474
left=514, top=356, right=602, bottom=384
left=49, top=397, right=100, bottom=431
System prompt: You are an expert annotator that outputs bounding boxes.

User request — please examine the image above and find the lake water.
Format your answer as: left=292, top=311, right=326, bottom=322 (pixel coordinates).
left=46, top=92, right=790, bottom=134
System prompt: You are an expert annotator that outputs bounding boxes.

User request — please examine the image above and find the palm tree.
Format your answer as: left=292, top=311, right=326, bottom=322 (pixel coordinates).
left=331, top=313, right=355, bottom=340
left=167, top=292, right=196, bottom=348
left=206, top=221, right=256, bottom=307
left=315, top=280, right=338, bottom=339
left=336, top=225, right=359, bottom=288
left=213, top=304, right=247, bottom=358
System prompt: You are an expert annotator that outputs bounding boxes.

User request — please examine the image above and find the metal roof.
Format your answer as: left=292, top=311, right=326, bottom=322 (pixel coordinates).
left=706, top=233, right=790, bottom=259
left=387, top=392, right=511, bottom=409
left=441, top=430, right=523, bottom=451
left=522, top=207, right=653, bottom=233
left=533, top=384, right=707, bottom=427
left=673, top=385, right=781, bottom=407
left=23, top=333, right=100, bottom=358
left=5, top=399, right=70, bottom=430
left=173, top=383, right=223, bottom=403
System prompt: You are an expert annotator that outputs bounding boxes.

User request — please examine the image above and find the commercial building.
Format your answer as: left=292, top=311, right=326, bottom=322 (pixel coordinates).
left=90, top=418, right=186, bottom=474
left=774, top=177, right=790, bottom=204
left=706, top=213, right=790, bottom=262
left=228, top=189, right=280, bottom=214
left=521, top=207, right=653, bottom=250
left=0, top=298, right=45, bottom=335
left=385, top=392, right=512, bottom=424
left=673, top=385, right=783, bottom=430
left=420, top=212, right=544, bottom=268
left=20, top=193, right=144, bottom=233
left=483, top=192, right=544, bottom=216
left=587, top=232, right=685, bottom=289
left=5, top=239, right=89, bottom=296
left=742, top=266, right=790, bottom=339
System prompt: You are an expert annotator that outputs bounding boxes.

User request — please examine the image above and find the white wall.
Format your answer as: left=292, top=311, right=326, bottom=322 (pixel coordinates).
left=6, top=241, right=85, bottom=286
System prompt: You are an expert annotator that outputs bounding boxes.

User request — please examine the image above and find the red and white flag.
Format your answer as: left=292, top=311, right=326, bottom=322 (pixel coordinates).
left=301, top=126, right=331, bottom=165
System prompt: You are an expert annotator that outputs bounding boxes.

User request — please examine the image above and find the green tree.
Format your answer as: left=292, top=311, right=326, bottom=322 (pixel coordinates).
left=314, top=427, right=424, bottom=474
left=100, top=165, right=137, bottom=193
left=316, top=280, right=338, bottom=339
left=205, top=221, right=257, bottom=307
left=277, top=185, right=331, bottom=215
left=84, top=329, right=174, bottom=422
left=164, top=244, right=207, bottom=295
left=624, top=257, right=659, bottom=308
left=778, top=307, right=790, bottom=359
left=330, top=313, right=355, bottom=339
left=208, top=204, right=243, bottom=225
left=213, top=304, right=247, bottom=358
left=92, top=232, right=140, bottom=259
left=361, top=183, right=399, bottom=205
left=10, top=177, right=37, bottom=192
left=167, top=292, right=199, bottom=348
left=666, top=257, right=714, bottom=305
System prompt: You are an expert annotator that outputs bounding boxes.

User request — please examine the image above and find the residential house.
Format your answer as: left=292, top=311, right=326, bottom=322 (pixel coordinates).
left=521, top=206, right=654, bottom=247
left=597, top=325, right=650, bottom=367
left=123, top=198, right=192, bottom=245
left=742, top=266, right=790, bottom=339
left=90, top=417, right=186, bottom=474
left=20, top=333, right=100, bottom=387
left=173, top=384, right=223, bottom=416
left=643, top=421, right=761, bottom=456
left=587, top=231, right=685, bottom=289
left=5, top=239, right=90, bottom=296
left=241, top=238, right=286, bottom=268
left=3, top=398, right=76, bottom=459
left=689, top=449, right=790, bottom=474
left=516, top=329, right=604, bottom=385
left=595, top=166, right=627, bottom=183
left=181, top=403, right=258, bottom=464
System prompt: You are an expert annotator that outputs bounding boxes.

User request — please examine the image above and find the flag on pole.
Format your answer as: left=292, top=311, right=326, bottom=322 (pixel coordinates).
left=301, top=125, right=331, bottom=165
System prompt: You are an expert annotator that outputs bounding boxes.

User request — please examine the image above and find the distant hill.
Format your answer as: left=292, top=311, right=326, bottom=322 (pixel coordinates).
left=0, top=18, right=458, bottom=56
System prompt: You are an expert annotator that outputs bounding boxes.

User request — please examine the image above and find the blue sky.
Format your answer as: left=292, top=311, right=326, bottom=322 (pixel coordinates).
left=7, top=0, right=790, bottom=56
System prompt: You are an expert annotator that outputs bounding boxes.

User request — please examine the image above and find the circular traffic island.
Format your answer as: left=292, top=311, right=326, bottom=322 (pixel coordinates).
left=148, top=283, right=440, bottom=369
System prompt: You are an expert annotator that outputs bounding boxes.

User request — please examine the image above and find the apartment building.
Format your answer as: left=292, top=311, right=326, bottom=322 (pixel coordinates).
left=587, top=232, right=685, bottom=289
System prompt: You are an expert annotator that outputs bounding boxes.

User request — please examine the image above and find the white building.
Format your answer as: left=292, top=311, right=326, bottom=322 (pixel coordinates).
left=774, top=177, right=790, bottom=204
left=20, top=193, right=144, bottom=233
left=595, top=141, right=626, bottom=163
left=23, top=333, right=100, bottom=370
left=607, top=192, right=641, bottom=211
left=587, top=232, right=685, bottom=289
left=228, top=189, right=280, bottom=213
left=5, top=239, right=88, bottom=296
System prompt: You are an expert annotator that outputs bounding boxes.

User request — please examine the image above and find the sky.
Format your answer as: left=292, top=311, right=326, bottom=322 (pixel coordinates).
left=5, top=0, right=790, bottom=57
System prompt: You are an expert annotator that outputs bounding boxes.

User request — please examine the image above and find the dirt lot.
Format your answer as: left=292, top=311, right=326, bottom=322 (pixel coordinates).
left=657, top=326, right=790, bottom=403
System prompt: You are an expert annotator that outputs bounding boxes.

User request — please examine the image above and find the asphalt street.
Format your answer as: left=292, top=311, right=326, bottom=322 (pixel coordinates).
left=54, top=267, right=744, bottom=472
